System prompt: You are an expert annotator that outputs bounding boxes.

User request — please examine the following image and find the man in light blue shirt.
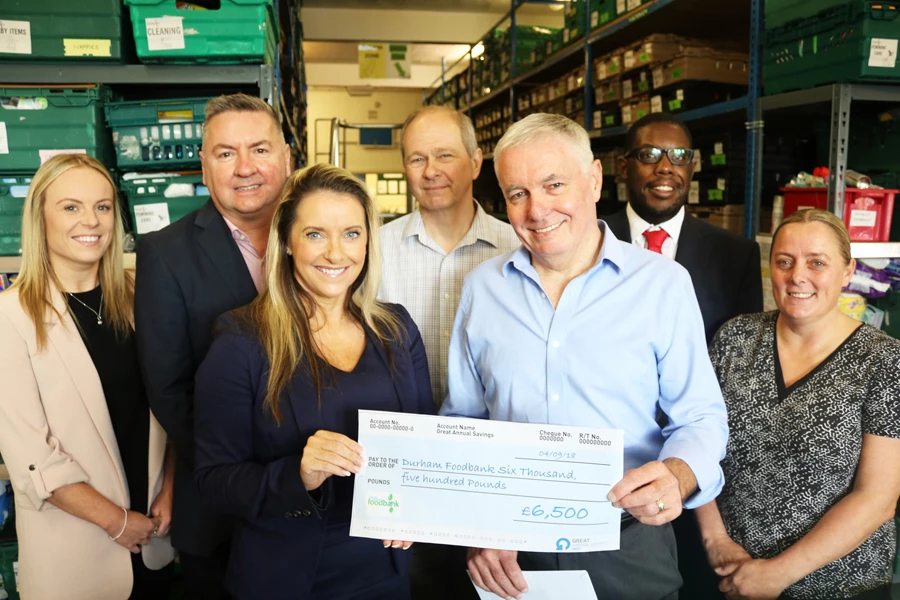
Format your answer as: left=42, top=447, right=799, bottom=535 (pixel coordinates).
left=441, top=113, right=728, bottom=600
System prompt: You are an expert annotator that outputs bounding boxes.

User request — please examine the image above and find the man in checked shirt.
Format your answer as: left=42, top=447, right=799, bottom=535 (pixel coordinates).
left=378, top=105, right=520, bottom=600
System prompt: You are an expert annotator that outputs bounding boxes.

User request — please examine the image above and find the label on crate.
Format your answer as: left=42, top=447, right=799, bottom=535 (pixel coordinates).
left=63, top=39, right=111, bottom=57
left=0, top=123, right=8, bottom=155
left=39, top=149, right=86, bottom=165
left=134, top=203, right=172, bottom=235
left=597, top=62, right=608, bottom=80
left=0, top=20, right=31, bottom=55
left=717, top=178, right=726, bottom=191
left=869, top=38, right=898, bottom=68
left=689, top=181, right=700, bottom=205
left=616, top=0, right=626, bottom=14
left=591, top=11, right=599, bottom=28
left=593, top=111, right=602, bottom=129
left=668, top=99, right=682, bottom=111
left=850, top=209, right=878, bottom=228
left=617, top=182, right=629, bottom=202
left=622, top=105, right=632, bottom=124
left=623, top=80, right=633, bottom=99
left=563, top=29, right=570, bottom=44
left=624, top=51, right=635, bottom=70
left=652, top=68, right=664, bottom=89
left=627, top=0, right=642, bottom=11
left=693, top=150, right=702, bottom=173
left=146, top=17, right=186, bottom=52
left=709, top=189, right=724, bottom=201
left=651, top=95, right=663, bottom=113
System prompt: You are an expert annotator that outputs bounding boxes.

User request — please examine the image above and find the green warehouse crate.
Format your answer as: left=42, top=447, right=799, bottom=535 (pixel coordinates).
left=105, top=97, right=211, bottom=170
left=0, top=542, right=18, bottom=600
left=765, top=1, right=900, bottom=95
left=0, top=0, right=128, bottom=62
left=0, top=176, right=30, bottom=257
left=0, top=86, right=114, bottom=173
left=125, top=0, right=276, bottom=65
left=765, top=0, right=851, bottom=30
left=120, top=172, right=209, bottom=237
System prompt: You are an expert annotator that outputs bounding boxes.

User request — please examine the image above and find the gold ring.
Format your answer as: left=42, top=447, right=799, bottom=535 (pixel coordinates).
left=656, top=498, right=666, bottom=513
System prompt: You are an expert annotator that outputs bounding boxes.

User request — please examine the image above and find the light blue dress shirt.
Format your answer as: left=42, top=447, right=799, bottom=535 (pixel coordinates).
left=440, top=222, right=728, bottom=508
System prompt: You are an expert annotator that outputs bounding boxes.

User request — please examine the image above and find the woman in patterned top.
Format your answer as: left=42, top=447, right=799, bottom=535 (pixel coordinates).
left=696, top=209, right=900, bottom=600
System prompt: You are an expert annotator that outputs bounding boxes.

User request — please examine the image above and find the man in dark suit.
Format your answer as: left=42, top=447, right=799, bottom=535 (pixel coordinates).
left=606, top=113, right=762, bottom=598
left=135, top=93, right=291, bottom=599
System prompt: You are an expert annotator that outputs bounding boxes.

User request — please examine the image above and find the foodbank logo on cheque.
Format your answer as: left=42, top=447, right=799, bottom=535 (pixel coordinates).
left=367, top=493, right=400, bottom=514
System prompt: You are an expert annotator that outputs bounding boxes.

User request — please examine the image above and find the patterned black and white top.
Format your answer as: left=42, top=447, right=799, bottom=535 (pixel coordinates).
left=710, top=311, right=900, bottom=599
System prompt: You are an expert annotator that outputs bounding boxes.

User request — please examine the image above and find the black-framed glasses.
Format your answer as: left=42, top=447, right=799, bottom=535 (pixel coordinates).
left=625, top=146, right=695, bottom=166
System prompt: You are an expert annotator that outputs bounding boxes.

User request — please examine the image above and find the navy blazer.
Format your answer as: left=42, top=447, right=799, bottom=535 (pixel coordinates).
left=135, top=200, right=257, bottom=555
left=194, top=304, right=434, bottom=600
left=604, top=210, right=763, bottom=344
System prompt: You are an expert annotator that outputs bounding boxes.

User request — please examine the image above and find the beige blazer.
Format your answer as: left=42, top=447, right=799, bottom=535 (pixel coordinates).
left=0, top=287, right=174, bottom=600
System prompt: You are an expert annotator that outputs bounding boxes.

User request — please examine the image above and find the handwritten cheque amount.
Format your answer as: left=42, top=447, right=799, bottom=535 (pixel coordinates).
left=350, top=411, right=624, bottom=553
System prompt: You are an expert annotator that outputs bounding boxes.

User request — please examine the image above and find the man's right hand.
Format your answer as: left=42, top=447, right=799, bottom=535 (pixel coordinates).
left=299, top=430, right=365, bottom=491
left=704, top=532, right=752, bottom=577
left=467, top=548, right=528, bottom=599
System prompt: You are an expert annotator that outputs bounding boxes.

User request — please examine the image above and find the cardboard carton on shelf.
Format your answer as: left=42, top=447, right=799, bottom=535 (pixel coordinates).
left=653, top=51, right=750, bottom=90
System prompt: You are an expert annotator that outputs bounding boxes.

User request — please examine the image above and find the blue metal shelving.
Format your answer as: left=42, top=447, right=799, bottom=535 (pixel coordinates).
left=425, top=0, right=763, bottom=238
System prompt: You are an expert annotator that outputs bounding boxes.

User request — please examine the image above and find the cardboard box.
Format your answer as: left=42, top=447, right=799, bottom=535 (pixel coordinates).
left=619, top=93, right=651, bottom=126
left=652, top=52, right=750, bottom=89
left=594, top=77, right=622, bottom=105
left=594, top=52, right=623, bottom=81
left=621, top=68, right=653, bottom=100
left=688, top=204, right=745, bottom=235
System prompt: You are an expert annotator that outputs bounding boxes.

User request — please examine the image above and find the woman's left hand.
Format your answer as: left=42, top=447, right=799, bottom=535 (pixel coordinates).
left=382, top=540, right=414, bottom=550
left=719, top=558, right=791, bottom=600
left=148, top=483, right=173, bottom=538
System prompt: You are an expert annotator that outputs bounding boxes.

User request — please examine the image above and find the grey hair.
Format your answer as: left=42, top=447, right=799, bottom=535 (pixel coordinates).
left=400, top=105, right=478, bottom=159
left=493, top=113, right=594, bottom=177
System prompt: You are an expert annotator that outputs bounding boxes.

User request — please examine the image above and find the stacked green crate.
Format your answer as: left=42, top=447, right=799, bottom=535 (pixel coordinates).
left=765, top=0, right=852, bottom=29
left=566, top=0, right=616, bottom=42
left=120, top=172, right=209, bottom=237
left=0, top=0, right=128, bottom=62
left=0, top=542, right=17, bottom=600
left=0, top=176, right=31, bottom=257
left=0, top=86, right=114, bottom=172
left=104, top=97, right=210, bottom=170
left=764, top=1, right=900, bottom=94
left=125, top=0, right=276, bottom=65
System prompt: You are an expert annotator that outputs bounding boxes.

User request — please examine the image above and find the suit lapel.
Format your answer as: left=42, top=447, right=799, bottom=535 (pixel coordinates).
left=45, top=295, right=128, bottom=501
left=603, top=210, right=631, bottom=243
left=365, top=326, right=411, bottom=414
left=194, top=201, right=258, bottom=304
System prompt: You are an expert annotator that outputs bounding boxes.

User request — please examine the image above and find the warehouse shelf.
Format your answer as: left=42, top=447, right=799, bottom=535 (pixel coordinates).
left=468, top=82, right=513, bottom=111
left=752, top=83, right=900, bottom=234
left=589, top=96, right=749, bottom=139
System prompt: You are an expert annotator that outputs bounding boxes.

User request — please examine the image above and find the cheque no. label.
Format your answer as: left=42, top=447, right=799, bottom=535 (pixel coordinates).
left=350, top=410, right=624, bottom=553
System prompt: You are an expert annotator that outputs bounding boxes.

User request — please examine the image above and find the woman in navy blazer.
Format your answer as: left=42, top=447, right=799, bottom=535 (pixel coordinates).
left=194, top=163, right=434, bottom=600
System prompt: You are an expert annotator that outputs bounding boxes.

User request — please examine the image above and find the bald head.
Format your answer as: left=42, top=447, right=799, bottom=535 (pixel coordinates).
left=401, top=105, right=478, bottom=159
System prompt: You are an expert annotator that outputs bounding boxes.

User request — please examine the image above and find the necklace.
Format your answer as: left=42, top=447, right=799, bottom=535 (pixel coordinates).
left=67, top=292, right=104, bottom=325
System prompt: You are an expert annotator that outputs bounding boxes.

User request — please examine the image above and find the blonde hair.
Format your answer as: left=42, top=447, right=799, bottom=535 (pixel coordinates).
left=202, top=93, right=283, bottom=145
left=10, top=154, right=133, bottom=349
left=401, top=105, right=478, bottom=159
left=772, top=209, right=852, bottom=265
left=235, top=163, right=403, bottom=424
left=493, top=113, right=594, bottom=177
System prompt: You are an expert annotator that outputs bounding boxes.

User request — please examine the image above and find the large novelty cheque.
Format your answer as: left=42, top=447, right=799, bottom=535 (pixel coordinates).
left=350, top=411, right=624, bottom=553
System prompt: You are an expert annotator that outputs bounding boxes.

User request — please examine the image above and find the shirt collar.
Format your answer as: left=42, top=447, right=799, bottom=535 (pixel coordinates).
left=401, top=201, right=503, bottom=249
left=626, top=203, right=686, bottom=246
left=503, top=220, right=626, bottom=279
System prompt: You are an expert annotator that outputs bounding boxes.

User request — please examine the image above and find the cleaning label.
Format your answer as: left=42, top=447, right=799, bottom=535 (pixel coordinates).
left=146, top=17, right=185, bottom=51
left=869, top=38, right=898, bottom=68
left=0, top=123, right=8, bottom=155
left=0, top=20, right=31, bottom=55
left=134, top=203, right=172, bottom=235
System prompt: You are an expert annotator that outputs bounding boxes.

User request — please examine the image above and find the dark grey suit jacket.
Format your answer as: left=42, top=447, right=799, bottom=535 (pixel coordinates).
left=604, top=209, right=763, bottom=343
left=135, top=200, right=258, bottom=556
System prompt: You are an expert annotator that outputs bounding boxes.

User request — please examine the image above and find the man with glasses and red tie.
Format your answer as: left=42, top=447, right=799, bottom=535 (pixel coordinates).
left=605, top=113, right=762, bottom=598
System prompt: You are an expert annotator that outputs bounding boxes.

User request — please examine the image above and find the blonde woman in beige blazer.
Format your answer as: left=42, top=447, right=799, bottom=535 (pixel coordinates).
left=0, top=154, right=175, bottom=600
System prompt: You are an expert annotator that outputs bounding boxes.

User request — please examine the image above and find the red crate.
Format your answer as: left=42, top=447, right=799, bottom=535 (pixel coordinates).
left=780, top=187, right=897, bottom=242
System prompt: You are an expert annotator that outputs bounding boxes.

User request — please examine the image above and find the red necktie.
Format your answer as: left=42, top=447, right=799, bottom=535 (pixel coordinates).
left=643, top=229, right=669, bottom=254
